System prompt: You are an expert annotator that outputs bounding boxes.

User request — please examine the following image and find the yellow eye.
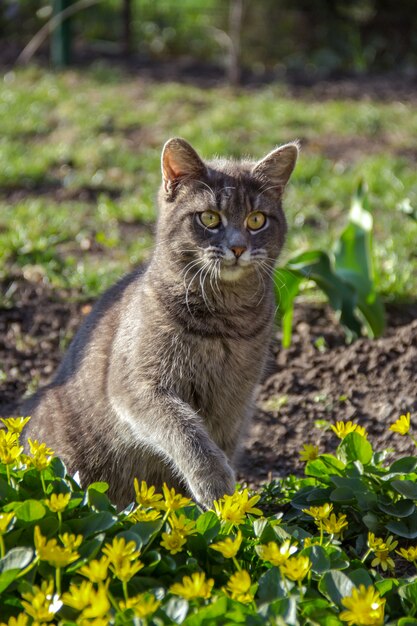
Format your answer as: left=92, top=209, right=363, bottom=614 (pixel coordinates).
left=199, top=210, right=221, bottom=229
left=247, top=211, right=266, bottom=231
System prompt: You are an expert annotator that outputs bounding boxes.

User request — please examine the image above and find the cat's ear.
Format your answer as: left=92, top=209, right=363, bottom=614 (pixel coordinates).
left=161, top=137, right=206, bottom=194
left=252, top=141, right=299, bottom=194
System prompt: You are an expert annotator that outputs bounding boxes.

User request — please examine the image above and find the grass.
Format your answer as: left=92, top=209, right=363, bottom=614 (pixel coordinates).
left=0, top=64, right=416, bottom=300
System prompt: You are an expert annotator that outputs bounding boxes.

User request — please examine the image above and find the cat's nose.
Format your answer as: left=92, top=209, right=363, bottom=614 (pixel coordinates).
left=231, top=246, right=247, bottom=258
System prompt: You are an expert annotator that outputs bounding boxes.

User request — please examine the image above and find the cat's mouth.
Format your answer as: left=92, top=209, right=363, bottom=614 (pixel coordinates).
left=219, top=258, right=250, bottom=281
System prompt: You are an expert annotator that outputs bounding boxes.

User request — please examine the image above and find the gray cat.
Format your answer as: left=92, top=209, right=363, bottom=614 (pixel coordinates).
left=22, top=137, right=298, bottom=509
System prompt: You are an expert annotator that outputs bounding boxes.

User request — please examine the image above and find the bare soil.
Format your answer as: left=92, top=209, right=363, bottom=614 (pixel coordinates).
left=1, top=276, right=416, bottom=485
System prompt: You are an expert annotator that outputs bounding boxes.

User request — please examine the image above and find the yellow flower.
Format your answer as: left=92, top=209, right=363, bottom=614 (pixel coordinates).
left=0, top=416, right=31, bottom=434
left=160, top=529, right=187, bottom=554
left=34, top=525, right=79, bottom=568
left=367, top=532, right=384, bottom=551
left=81, top=584, right=111, bottom=618
left=129, top=507, right=162, bottom=522
left=0, top=512, right=15, bottom=534
left=299, top=443, right=319, bottom=462
left=170, top=572, right=214, bottom=600
left=21, top=579, right=57, bottom=623
left=120, top=592, right=161, bottom=617
left=102, top=537, right=144, bottom=581
left=371, top=535, right=398, bottom=572
left=168, top=512, right=197, bottom=537
left=213, top=496, right=246, bottom=525
left=224, top=570, right=253, bottom=604
left=389, top=412, right=411, bottom=435
left=62, top=580, right=94, bottom=611
left=210, top=529, right=243, bottom=558
left=0, top=430, right=23, bottom=465
left=321, top=513, right=348, bottom=536
left=256, top=539, right=298, bottom=566
left=161, top=483, right=192, bottom=512
left=79, top=556, right=109, bottom=583
left=340, top=584, right=385, bottom=626
left=331, top=421, right=367, bottom=439
left=133, top=478, right=164, bottom=509
left=213, top=490, right=263, bottom=525
left=60, top=533, right=83, bottom=551
left=397, top=545, right=417, bottom=562
left=45, top=492, right=71, bottom=513
left=63, top=581, right=110, bottom=618
left=303, top=503, right=333, bottom=521
left=280, top=555, right=311, bottom=581
left=27, top=439, right=54, bottom=470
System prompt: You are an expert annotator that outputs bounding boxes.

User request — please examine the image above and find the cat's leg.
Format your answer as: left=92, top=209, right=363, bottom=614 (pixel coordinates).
left=111, top=390, right=236, bottom=509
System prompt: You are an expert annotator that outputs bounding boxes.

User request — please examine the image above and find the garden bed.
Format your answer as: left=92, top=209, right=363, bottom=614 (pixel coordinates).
left=1, top=276, right=416, bottom=487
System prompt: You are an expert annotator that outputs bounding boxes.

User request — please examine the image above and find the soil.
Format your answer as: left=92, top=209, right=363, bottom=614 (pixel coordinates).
left=1, top=276, right=416, bottom=486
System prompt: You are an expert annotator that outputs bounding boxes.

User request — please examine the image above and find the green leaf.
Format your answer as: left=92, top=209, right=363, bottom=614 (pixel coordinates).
left=349, top=568, right=373, bottom=588
left=257, top=567, right=286, bottom=603
left=389, top=457, right=417, bottom=474
left=274, top=268, right=303, bottom=348
left=302, top=545, right=331, bottom=573
left=337, top=432, right=373, bottom=465
left=129, top=520, right=163, bottom=546
left=195, top=511, right=220, bottom=541
left=183, top=597, right=228, bottom=625
left=319, top=571, right=355, bottom=608
left=398, top=619, right=417, bottom=626
left=334, top=183, right=385, bottom=338
left=87, top=482, right=109, bottom=493
left=163, top=597, right=189, bottom=624
left=11, top=499, right=46, bottom=522
left=286, top=249, right=362, bottom=339
left=378, top=499, right=415, bottom=518
left=391, top=480, right=417, bottom=499
left=69, top=511, right=117, bottom=537
left=385, top=510, right=417, bottom=539
left=330, top=487, right=356, bottom=503
left=305, top=456, right=345, bottom=481
left=0, top=547, right=34, bottom=592
left=87, top=487, right=114, bottom=512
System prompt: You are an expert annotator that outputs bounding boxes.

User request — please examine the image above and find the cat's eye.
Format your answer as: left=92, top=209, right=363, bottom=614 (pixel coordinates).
left=246, top=211, right=266, bottom=231
left=199, top=210, right=221, bottom=229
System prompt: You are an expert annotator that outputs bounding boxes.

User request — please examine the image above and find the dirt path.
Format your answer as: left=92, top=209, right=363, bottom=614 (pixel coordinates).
left=1, top=277, right=416, bottom=485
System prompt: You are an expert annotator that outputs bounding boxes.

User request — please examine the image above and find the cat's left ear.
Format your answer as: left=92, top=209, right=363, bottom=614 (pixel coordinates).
left=161, top=137, right=206, bottom=194
left=252, top=141, right=299, bottom=194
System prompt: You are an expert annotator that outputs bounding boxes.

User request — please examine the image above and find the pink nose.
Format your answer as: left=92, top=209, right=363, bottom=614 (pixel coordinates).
left=231, top=246, right=246, bottom=258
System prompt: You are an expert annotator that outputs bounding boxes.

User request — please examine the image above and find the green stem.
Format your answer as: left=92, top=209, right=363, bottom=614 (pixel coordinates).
left=122, top=580, right=129, bottom=602
left=57, top=511, right=62, bottom=533
left=319, top=521, right=324, bottom=546
left=232, top=556, right=241, bottom=571
left=410, top=435, right=417, bottom=449
left=361, top=548, right=372, bottom=564
left=55, top=567, right=61, bottom=596
left=0, top=535, right=5, bottom=559
left=16, top=556, right=39, bottom=580
left=6, top=464, right=11, bottom=487
left=40, top=471, right=47, bottom=495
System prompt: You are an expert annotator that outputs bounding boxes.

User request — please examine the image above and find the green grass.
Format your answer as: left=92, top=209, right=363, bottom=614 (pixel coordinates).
left=1, top=64, right=416, bottom=300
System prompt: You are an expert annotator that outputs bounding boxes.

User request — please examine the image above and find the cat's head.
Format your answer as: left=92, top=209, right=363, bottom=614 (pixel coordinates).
left=157, top=137, right=298, bottom=284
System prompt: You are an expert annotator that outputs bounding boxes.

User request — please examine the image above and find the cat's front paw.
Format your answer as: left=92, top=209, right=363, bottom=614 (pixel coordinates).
left=190, top=463, right=236, bottom=510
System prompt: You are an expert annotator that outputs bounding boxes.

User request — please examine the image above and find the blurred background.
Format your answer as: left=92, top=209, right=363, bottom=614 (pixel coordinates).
left=2, top=0, right=417, bottom=81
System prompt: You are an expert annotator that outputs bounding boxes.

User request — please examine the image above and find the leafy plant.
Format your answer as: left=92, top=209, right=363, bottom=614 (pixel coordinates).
left=0, top=411, right=417, bottom=624
left=275, top=181, right=386, bottom=347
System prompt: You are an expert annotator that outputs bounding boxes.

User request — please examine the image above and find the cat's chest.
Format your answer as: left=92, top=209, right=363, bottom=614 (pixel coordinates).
left=166, top=332, right=266, bottom=417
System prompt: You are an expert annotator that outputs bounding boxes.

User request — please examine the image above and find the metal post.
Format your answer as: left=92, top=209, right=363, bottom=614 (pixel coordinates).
left=51, top=0, right=72, bottom=68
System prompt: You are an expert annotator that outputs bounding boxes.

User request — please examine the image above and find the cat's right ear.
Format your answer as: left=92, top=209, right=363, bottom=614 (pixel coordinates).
left=161, top=138, right=206, bottom=195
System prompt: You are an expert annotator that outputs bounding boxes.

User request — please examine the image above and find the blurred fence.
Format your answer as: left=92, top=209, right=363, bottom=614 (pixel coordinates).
left=2, top=0, right=417, bottom=77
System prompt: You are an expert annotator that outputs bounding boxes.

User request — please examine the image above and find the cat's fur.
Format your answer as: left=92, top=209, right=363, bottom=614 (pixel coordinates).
left=22, top=138, right=298, bottom=509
